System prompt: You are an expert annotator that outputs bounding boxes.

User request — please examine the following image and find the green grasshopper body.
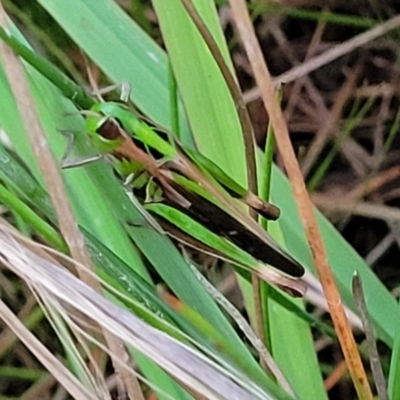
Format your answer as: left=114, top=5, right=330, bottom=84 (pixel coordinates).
left=84, top=101, right=305, bottom=281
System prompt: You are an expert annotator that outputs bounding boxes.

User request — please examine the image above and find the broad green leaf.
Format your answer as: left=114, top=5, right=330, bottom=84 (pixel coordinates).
left=153, top=0, right=247, bottom=182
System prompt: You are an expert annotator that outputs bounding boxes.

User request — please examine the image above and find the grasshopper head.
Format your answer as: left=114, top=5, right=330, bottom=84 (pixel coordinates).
left=85, top=104, right=124, bottom=153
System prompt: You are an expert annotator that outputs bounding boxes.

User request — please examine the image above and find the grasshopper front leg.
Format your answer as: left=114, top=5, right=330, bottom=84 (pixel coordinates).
left=59, top=130, right=103, bottom=169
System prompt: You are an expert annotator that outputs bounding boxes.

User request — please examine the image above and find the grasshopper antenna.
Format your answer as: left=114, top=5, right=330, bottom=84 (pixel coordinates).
left=87, top=64, right=131, bottom=103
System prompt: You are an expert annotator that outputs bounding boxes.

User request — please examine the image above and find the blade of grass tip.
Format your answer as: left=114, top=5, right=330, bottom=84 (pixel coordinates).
left=352, top=273, right=389, bottom=400
left=228, top=1, right=374, bottom=399
left=0, top=7, right=144, bottom=400
left=261, top=89, right=279, bottom=219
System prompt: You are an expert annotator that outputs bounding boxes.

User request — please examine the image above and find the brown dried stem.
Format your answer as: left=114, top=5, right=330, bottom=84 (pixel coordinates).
left=179, top=0, right=267, bottom=362
left=0, top=4, right=143, bottom=399
left=228, top=1, right=373, bottom=399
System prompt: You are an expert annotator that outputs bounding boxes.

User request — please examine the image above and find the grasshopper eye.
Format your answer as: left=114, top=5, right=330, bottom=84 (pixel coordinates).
left=96, top=118, right=123, bottom=141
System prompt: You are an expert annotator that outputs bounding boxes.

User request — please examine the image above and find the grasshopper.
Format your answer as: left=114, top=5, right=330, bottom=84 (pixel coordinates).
left=65, top=99, right=306, bottom=295
left=0, top=27, right=305, bottom=293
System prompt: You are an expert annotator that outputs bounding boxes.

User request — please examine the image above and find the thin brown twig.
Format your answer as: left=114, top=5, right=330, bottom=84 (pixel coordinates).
left=301, top=64, right=361, bottom=177
left=312, top=193, right=400, bottom=223
left=347, top=165, right=400, bottom=200
left=283, top=15, right=327, bottom=121
left=179, top=0, right=268, bottom=367
left=324, top=359, right=348, bottom=391
left=180, top=0, right=258, bottom=197
left=228, top=1, right=374, bottom=399
left=0, top=5, right=144, bottom=399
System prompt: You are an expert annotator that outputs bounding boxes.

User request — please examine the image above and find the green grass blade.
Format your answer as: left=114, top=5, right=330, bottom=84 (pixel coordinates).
left=388, top=313, right=400, bottom=399
left=0, top=181, right=67, bottom=252
left=268, top=223, right=327, bottom=400
left=153, top=0, right=246, bottom=182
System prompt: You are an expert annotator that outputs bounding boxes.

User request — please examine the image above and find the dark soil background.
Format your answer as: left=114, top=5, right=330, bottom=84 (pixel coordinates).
left=1, top=0, right=400, bottom=399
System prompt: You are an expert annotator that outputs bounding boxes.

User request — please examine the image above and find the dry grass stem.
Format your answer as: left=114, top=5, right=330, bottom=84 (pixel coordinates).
left=0, top=4, right=144, bottom=398
left=179, top=0, right=267, bottom=355
left=352, top=274, right=389, bottom=400
left=0, top=299, right=98, bottom=400
left=301, top=64, right=361, bottom=177
left=0, top=224, right=270, bottom=400
left=228, top=1, right=373, bottom=398
left=324, top=359, right=348, bottom=391
left=312, top=194, right=400, bottom=223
